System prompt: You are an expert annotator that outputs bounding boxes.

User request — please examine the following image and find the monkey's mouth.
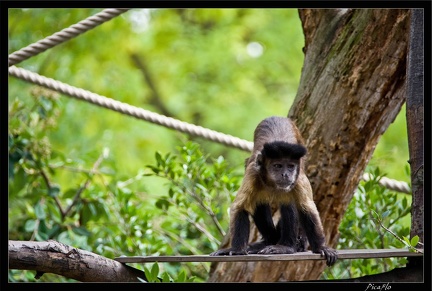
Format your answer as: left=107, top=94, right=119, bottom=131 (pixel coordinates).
left=276, top=182, right=294, bottom=191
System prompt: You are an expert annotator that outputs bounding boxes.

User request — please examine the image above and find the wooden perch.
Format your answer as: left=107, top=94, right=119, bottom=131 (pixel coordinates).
left=9, top=240, right=423, bottom=282
left=114, top=248, right=423, bottom=264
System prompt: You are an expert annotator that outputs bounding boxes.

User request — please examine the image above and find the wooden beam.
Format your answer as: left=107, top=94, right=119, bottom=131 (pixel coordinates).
left=114, top=248, right=423, bottom=263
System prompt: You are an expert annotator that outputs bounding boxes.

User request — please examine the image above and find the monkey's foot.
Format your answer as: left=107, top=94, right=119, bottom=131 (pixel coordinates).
left=210, top=248, right=248, bottom=256
left=257, top=244, right=296, bottom=254
left=246, top=241, right=267, bottom=254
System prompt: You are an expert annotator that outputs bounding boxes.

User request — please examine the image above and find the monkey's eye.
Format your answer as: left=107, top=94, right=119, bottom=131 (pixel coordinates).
left=287, top=164, right=296, bottom=169
left=273, top=164, right=283, bottom=169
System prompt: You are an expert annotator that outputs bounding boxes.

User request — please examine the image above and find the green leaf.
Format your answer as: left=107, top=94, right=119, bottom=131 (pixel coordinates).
left=155, top=152, right=163, bottom=167
left=9, top=167, right=27, bottom=195
left=177, top=270, right=186, bottom=282
left=34, top=202, right=46, bottom=220
left=155, top=198, right=170, bottom=210
left=47, top=223, right=61, bottom=237
left=24, top=219, right=36, bottom=232
left=161, top=272, right=171, bottom=282
left=48, top=185, right=61, bottom=197
left=143, top=267, right=154, bottom=282
left=37, top=220, right=50, bottom=239
left=410, top=235, right=419, bottom=247
left=402, top=197, right=407, bottom=208
left=63, top=188, right=78, bottom=199
left=72, top=226, right=91, bottom=237
left=36, top=231, right=49, bottom=241
left=382, top=210, right=390, bottom=218
left=168, top=188, right=174, bottom=198
left=39, top=96, right=53, bottom=113
left=150, top=263, right=159, bottom=281
left=146, top=165, right=160, bottom=175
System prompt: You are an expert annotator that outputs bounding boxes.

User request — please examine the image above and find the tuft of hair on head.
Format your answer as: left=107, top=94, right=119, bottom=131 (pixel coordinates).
left=262, top=141, right=307, bottom=160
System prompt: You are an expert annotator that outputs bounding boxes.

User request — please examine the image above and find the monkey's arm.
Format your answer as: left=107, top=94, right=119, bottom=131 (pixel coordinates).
left=298, top=205, right=338, bottom=266
left=210, top=209, right=250, bottom=256
left=211, top=171, right=259, bottom=256
left=289, top=173, right=338, bottom=265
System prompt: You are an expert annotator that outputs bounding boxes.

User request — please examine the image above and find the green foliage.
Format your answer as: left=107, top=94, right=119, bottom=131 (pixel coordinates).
left=321, top=167, right=412, bottom=280
left=140, top=263, right=196, bottom=282
left=8, top=93, right=240, bottom=282
left=9, top=87, right=61, bottom=241
left=403, top=235, right=420, bottom=251
left=146, top=142, right=240, bottom=245
left=130, top=142, right=242, bottom=281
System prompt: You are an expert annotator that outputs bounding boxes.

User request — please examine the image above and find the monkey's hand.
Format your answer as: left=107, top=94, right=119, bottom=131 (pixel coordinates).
left=210, top=248, right=248, bottom=256
left=313, top=246, right=338, bottom=266
left=257, top=244, right=296, bottom=254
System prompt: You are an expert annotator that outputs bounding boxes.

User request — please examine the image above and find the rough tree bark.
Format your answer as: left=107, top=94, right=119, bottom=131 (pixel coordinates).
left=208, top=8, right=411, bottom=282
left=406, top=8, right=424, bottom=269
left=8, top=240, right=146, bottom=282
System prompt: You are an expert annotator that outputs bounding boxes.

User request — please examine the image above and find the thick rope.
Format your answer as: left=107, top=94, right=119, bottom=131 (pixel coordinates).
left=9, top=65, right=254, bottom=152
left=8, top=8, right=130, bottom=67
left=362, top=173, right=411, bottom=194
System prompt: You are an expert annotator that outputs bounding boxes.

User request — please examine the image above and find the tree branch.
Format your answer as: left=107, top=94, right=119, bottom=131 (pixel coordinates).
left=63, top=150, right=106, bottom=217
left=8, top=240, right=146, bottom=282
left=130, top=52, right=174, bottom=117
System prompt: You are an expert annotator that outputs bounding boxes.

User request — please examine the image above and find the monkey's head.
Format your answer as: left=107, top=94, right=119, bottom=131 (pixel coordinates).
left=256, top=141, right=307, bottom=192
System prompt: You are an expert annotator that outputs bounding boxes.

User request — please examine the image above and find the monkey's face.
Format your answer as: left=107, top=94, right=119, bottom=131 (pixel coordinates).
left=264, top=158, right=300, bottom=192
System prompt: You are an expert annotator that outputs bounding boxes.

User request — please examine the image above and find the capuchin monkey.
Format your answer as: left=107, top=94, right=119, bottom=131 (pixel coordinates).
left=210, top=116, right=337, bottom=266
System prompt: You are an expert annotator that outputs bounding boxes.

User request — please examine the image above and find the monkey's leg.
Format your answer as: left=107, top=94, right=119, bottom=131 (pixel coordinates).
left=257, top=203, right=298, bottom=254
left=296, top=227, right=308, bottom=252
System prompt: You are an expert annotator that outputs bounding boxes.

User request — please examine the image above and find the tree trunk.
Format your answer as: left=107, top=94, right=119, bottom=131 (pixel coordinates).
left=208, top=8, right=409, bottom=282
left=406, top=8, right=424, bottom=269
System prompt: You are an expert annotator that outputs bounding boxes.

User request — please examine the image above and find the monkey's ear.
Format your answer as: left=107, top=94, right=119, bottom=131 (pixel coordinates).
left=256, top=152, right=263, bottom=168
